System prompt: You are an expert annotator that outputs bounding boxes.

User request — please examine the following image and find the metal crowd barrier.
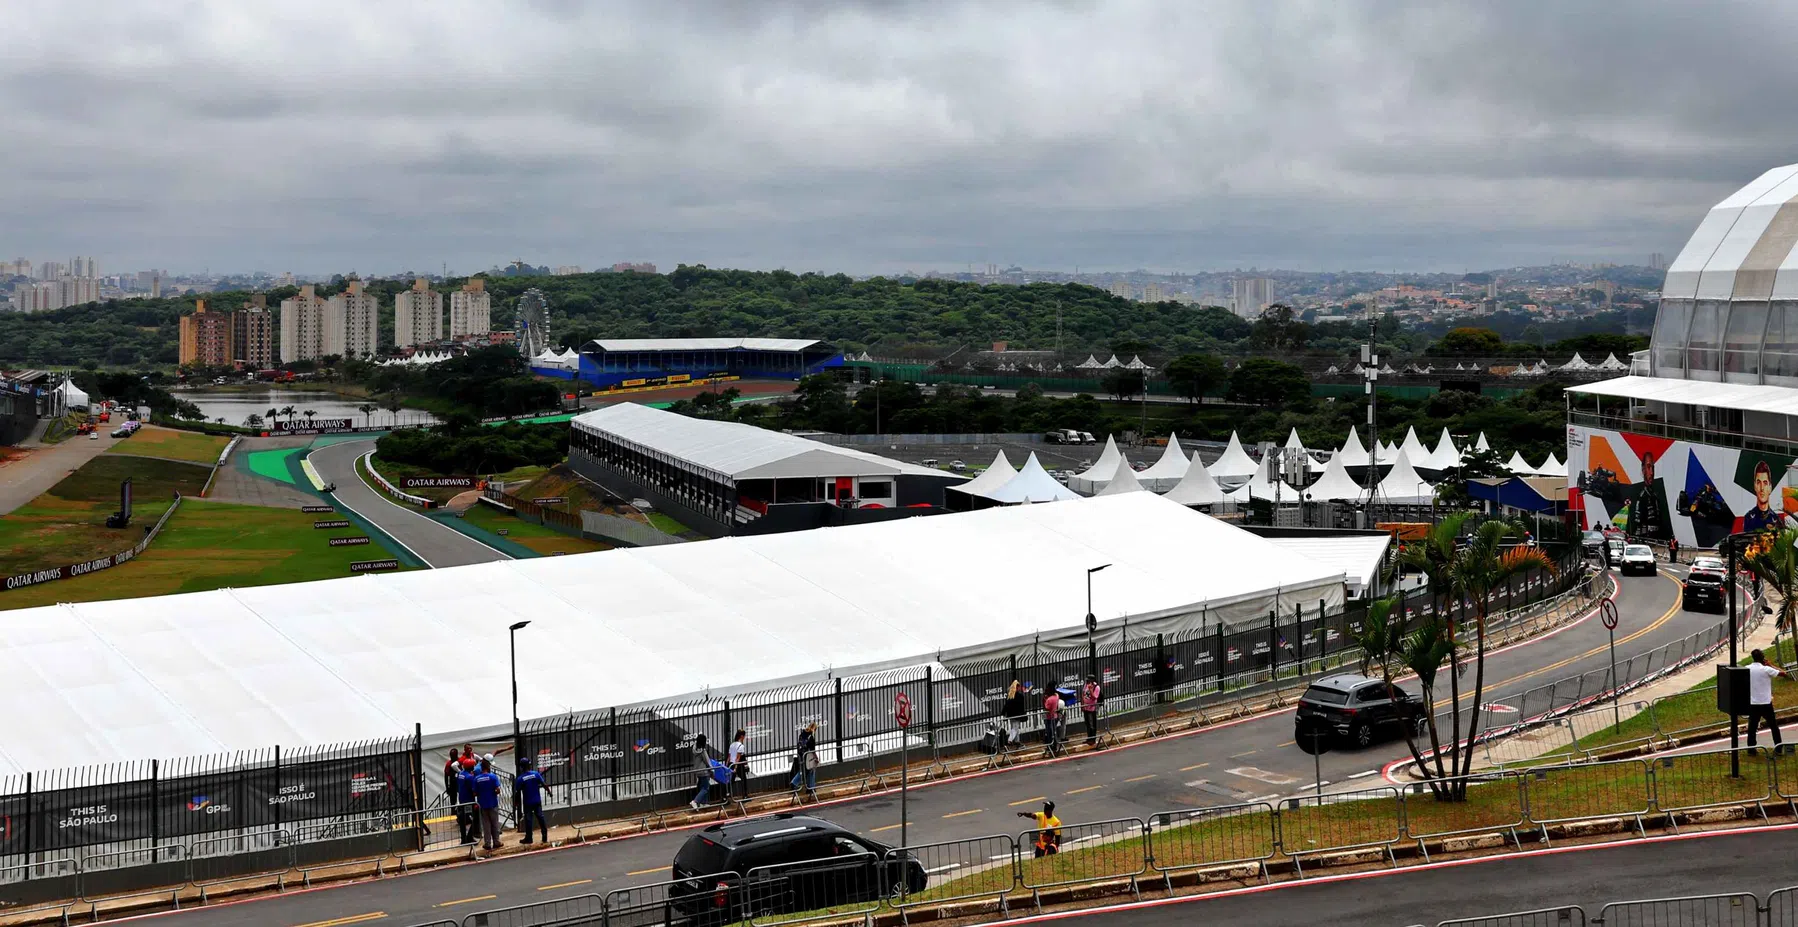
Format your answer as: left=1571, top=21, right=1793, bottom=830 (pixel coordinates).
left=1425, top=886, right=1790, bottom=926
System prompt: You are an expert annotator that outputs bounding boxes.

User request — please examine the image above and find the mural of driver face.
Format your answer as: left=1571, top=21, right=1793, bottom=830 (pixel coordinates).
left=1755, top=460, right=1774, bottom=512
left=1641, top=450, right=1656, bottom=482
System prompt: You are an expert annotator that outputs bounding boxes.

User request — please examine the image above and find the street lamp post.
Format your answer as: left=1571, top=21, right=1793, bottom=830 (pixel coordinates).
left=509, top=620, right=531, bottom=762
left=1085, top=564, right=1111, bottom=678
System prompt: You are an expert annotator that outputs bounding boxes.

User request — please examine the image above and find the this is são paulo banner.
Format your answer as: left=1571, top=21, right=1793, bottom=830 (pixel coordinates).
left=1567, top=424, right=1798, bottom=546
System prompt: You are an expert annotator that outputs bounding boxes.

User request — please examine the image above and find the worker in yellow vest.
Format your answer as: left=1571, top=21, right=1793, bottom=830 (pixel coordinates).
left=1017, top=800, right=1061, bottom=857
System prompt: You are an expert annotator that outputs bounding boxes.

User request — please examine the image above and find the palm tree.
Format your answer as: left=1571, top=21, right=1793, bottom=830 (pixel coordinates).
left=1352, top=590, right=1435, bottom=774
left=1744, top=527, right=1798, bottom=639
left=265, top=406, right=278, bottom=425
left=280, top=405, right=297, bottom=424
left=245, top=413, right=263, bottom=429
left=1399, top=514, right=1557, bottom=799
left=303, top=408, right=317, bottom=425
left=358, top=403, right=376, bottom=429
left=382, top=392, right=404, bottom=427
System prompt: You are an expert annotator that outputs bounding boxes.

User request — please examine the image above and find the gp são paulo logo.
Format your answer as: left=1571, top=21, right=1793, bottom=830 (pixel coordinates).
left=632, top=740, right=665, bottom=756
left=844, top=705, right=871, bottom=723
left=188, top=795, right=231, bottom=815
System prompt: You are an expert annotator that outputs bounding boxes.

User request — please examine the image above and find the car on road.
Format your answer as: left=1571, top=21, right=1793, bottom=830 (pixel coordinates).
left=1294, top=673, right=1424, bottom=748
left=1620, top=544, right=1657, bottom=576
left=1582, top=530, right=1606, bottom=558
left=1683, top=561, right=1728, bottom=612
left=949, top=460, right=966, bottom=471
left=88, top=431, right=98, bottom=440
left=1605, top=535, right=1625, bottom=564
left=670, top=815, right=927, bottom=924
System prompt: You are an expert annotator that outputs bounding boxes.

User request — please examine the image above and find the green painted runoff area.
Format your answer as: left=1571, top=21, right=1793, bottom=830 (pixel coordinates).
left=246, top=448, right=301, bottom=484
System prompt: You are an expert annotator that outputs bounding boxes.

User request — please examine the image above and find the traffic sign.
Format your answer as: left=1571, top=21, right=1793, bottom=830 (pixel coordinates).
left=895, top=692, right=913, bottom=729
left=1600, top=600, right=1619, bottom=631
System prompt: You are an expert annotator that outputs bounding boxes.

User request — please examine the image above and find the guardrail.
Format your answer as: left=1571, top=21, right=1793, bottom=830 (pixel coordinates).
left=1423, top=885, right=1798, bottom=926
left=357, top=451, right=433, bottom=507
left=199, top=435, right=239, bottom=497
left=393, top=748, right=1798, bottom=927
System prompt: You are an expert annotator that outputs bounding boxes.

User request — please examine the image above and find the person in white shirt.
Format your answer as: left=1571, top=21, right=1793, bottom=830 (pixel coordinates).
left=728, top=729, right=750, bottom=800
left=1745, top=648, right=1790, bottom=750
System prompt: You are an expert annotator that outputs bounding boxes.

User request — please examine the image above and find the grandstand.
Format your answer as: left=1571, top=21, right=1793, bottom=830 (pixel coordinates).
left=551, top=337, right=844, bottom=388
left=568, top=402, right=963, bottom=536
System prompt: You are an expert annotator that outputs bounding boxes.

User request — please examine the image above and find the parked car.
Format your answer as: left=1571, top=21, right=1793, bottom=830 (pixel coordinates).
left=1683, top=564, right=1727, bottom=612
left=949, top=460, right=966, bottom=471
left=1078, top=431, right=1096, bottom=444
left=670, top=815, right=927, bottom=925
left=1294, top=673, right=1424, bottom=748
left=1044, top=431, right=1067, bottom=444
left=1620, top=544, right=1657, bottom=576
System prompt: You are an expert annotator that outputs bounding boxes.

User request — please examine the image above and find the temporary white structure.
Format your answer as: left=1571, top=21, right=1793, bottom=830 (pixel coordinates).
left=1136, top=435, right=1192, bottom=491
left=1102, top=355, right=1124, bottom=368
left=1068, top=436, right=1126, bottom=494
left=1375, top=440, right=1399, bottom=465
left=0, top=492, right=1349, bottom=774
left=1210, top=432, right=1260, bottom=485
left=948, top=451, right=1017, bottom=502
left=56, top=379, right=89, bottom=410
left=1504, top=451, right=1536, bottom=475
left=1283, top=428, right=1306, bottom=453
left=1598, top=353, right=1628, bottom=371
left=985, top=453, right=1082, bottom=504
left=1421, top=428, right=1462, bottom=471
left=1336, top=426, right=1371, bottom=468
left=1304, top=454, right=1367, bottom=502
left=1095, top=457, right=1148, bottom=496
left=1161, top=455, right=1225, bottom=506
left=1228, top=454, right=1301, bottom=502
left=1535, top=452, right=1567, bottom=478
left=1325, top=365, right=1340, bottom=374
left=1076, top=355, right=1104, bottom=370
left=1560, top=353, right=1591, bottom=371
left=1124, top=355, right=1153, bottom=371
left=1397, top=427, right=1429, bottom=464
left=1377, top=451, right=1435, bottom=505
left=1475, top=432, right=1492, bottom=452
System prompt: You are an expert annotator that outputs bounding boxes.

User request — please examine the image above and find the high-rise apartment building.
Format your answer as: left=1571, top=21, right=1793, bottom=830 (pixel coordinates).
left=1142, top=282, right=1165, bottom=303
left=449, top=278, right=491, bottom=337
left=552, top=266, right=584, bottom=276
left=1231, top=277, right=1273, bottom=318
left=178, top=300, right=235, bottom=367
left=68, top=256, right=96, bottom=278
left=280, top=284, right=327, bottom=363
left=2, top=259, right=29, bottom=278
left=611, top=262, right=656, bottom=274
left=324, top=279, right=380, bottom=358
left=235, top=296, right=274, bottom=369
left=393, top=278, right=443, bottom=347
left=35, top=261, right=64, bottom=281
left=12, top=276, right=99, bottom=312
left=1108, top=279, right=1133, bottom=300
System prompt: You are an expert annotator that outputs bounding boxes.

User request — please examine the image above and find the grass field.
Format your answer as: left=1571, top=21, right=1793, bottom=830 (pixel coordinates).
left=106, top=426, right=230, bottom=464
left=0, top=498, right=410, bottom=610
left=513, top=466, right=603, bottom=513
left=460, top=503, right=610, bottom=555
left=0, top=455, right=211, bottom=576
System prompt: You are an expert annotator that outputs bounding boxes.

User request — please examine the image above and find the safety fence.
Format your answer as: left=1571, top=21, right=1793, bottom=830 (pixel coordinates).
left=401, top=748, right=1798, bottom=927
left=357, top=450, right=432, bottom=507
left=1420, top=885, right=1798, bottom=926
left=198, top=435, right=239, bottom=497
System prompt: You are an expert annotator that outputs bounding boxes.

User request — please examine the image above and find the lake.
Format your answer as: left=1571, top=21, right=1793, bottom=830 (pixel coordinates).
left=176, top=389, right=442, bottom=428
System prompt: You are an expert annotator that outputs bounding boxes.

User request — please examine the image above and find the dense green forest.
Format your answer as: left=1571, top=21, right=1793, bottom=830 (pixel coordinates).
left=0, top=267, right=1646, bottom=370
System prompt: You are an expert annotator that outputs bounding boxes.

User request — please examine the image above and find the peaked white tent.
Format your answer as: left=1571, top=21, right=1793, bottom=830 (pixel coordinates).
left=1210, top=432, right=1260, bottom=485
left=56, top=379, right=89, bottom=410
left=1379, top=363, right=1397, bottom=374
left=1504, top=451, right=1535, bottom=475
left=985, top=453, right=1082, bottom=504
left=1535, top=452, right=1567, bottom=478
left=1137, top=435, right=1192, bottom=492
left=1325, top=365, right=1340, bottom=374
left=1336, top=427, right=1371, bottom=468
left=1228, top=454, right=1301, bottom=502
left=1283, top=428, right=1307, bottom=453
left=1377, top=451, right=1435, bottom=505
left=1375, top=440, right=1399, bottom=465
left=1102, top=355, right=1124, bottom=368
left=1398, top=427, right=1429, bottom=464
left=1124, top=355, right=1153, bottom=371
left=1475, top=432, right=1492, bottom=452
left=1304, top=454, right=1367, bottom=502
left=1598, top=353, right=1628, bottom=371
left=1095, top=457, right=1148, bottom=496
left=1162, top=455, right=1225, bottom=506
left=1559, top=353, right=1591, bottom=371
left=1076, top=355, right=1104, bottom=370
left=1068, top=437, right=1126, bottom=494
left=1351, top=363, right=1367, bottom=375
left=1421, top=428, right=1462, bottom=471
left=948, top=451, right=1018, bottom=501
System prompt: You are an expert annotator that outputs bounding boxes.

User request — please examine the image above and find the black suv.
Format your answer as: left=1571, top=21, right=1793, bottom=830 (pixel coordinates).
left=668, top=815, right=927, bottom=924
left=1294, top=673, right=1425, bottom=748
left=1683, top=562, right=1728, bottom=613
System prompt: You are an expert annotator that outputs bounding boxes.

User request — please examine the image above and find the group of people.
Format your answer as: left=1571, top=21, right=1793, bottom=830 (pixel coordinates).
left=998, top=676, right=1105, bottom=755
left=688, top=723, right=823, bottom=810
left=442, top=743, right=552, bottom=851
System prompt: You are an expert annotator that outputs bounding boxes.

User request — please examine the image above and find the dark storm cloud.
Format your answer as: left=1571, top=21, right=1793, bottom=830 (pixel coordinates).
left=3, top=0, right=1797, bottom=274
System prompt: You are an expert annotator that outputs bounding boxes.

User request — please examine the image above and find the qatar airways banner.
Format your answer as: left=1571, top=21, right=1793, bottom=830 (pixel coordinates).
left=1567, top=424, right=1796, bottom=547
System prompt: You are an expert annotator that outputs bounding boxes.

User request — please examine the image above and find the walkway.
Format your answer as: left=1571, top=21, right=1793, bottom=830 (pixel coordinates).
left=0, top=430, right=120, bottom=515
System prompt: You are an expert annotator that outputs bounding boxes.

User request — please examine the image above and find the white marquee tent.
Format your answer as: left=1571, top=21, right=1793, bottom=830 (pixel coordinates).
left=1421, top=428, right=1462, bottom=471
left=1504, top=451, right=1536, bottom=475
left=1161, top=455, right=1225, bottom=506
left=947, top=451, right=1017, bottom=502
left=1397, top=427, right=1429, bottom=465
left=1598, top=353, right=1628, bottom=371
left=1076, top=355, right=1104, bottom=370
left=0, top=493, right=1347, bottom=774
left=1336, top=427, right=1372, bottom=468
left=1535, top=452, right=1567, bottom=478
left=1227, top=454, right=1301, bottom=502
left=56, top=379, right=89, bottom=411
left=1136, top=436, right=1191, bottom=491
left=1094, top=457, right=1147, bottom=496
left=1304, top=454, right=1367, bottom=502
left=1210, top=432, right=1260, bottom=484
left=1377, top=451, right=1436, bottom=504
left=984, top=453, right=1081, bottom=504
left=1475, top=432, right=1492, bottom=452
left=1068, top=436, right=1127, bottom=494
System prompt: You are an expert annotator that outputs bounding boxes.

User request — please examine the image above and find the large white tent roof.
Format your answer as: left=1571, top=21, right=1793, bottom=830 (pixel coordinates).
left=1377, top=451, right=1435, bottom=504
left=1336, top=426, right=1371, bottom=468
left=1227, top=454, right=1301, bottom=502
left=1397, top=427, right=1429, bottom=464
left=1504, top=451, right=1536, bottom=475
left=1161, top=454, right=1224, bottom=506
left=1210, top=432, right=1260, bottom=481
left=1094, top=457, right=1147, bottom=495
left=57, top=379, right=89, bottom=409
left=1136, top=435, right=1191, bottom=491
left=573, top=403, right=948, bottom=482
left=1421, top=428, right=1462, bottom=471
left=948, top=450, right=1017, bottom=500
left=1304, top=454, right=1367, bottom=502
left=1068, top=436, right=1126, bottom=493
left=985, top=453, right=1081, bottom=504
left=1266, top=535, right=1391, bottom=598
left=0, top=493, right=1344, bottom=775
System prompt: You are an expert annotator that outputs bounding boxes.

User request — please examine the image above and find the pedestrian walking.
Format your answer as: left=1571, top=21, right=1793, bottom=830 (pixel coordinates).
left=1080, top=675, right=1103, bottom=748
left=1747, top=648, right=1791, bottom=752
left=1015, top=801, right=1061, bottom=857
left=514, top=757, right=551, bottom=845
left=455, top=759, right=480, bottom=844
left=728, top=729, right=751, bottom=800
left=473, top=759, right=503, bottom=851
left=1001, top=680, right=1027, bottom=746
left=788, top=722, right=820, bottom=797
left=1153, top=656, right=1177, bottom=703
left=1042, top=689, right=1064, bottom=753
left=689, top=734, right=714, bottom=810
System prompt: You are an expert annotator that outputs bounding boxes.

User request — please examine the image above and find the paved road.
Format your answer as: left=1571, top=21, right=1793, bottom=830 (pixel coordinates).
left=203, top=436, right=318, bottom=508
left=1017, top=824, right=1798, bottom=926
left=307, top=440, right=510, bottom=568
left=137, top=568, right=1714, bottom=927
left=0, top=430, right=120, bottom=514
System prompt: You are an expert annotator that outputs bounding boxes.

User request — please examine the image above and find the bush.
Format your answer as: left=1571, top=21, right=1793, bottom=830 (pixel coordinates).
left=375, top=421, right=565, bottom=475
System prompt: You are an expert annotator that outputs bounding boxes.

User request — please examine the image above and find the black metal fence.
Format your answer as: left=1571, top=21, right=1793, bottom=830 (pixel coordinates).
left=1424, top=886, right=1798, bottom=926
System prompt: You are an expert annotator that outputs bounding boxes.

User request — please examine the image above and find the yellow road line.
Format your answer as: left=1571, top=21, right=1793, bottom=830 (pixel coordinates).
left=870, top=823, right=902, bottom=833
left=293, top=914, right=386, bottom=927
left=538, top=879, right=593, bottom=891
left=1179, top=762, right=1210, bottom=771
left=1229, top=750, right=1258, bottom=758
left=1008, top=795, right=1048, bottom=806
left=1065, top=785, right=1104, bottom=795
left=1277, top=740, right=1295, bottom=747
left=435, top=895, right=495, bottom=908
left=628, top=866, right=671, bottom=876
left=942, top=809, right=984, bottom=818
left=1124, top=774, right=1157, bottom=783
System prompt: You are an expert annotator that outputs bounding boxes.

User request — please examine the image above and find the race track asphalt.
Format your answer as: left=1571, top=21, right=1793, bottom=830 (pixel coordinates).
left=306, top=439, right=510, bottom=568
left=134, top=566, right=1719, bottom=927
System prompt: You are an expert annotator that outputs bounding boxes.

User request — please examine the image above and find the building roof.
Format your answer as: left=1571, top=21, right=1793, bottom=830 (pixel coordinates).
left=1663, top=164, right=1798, bottom=302
left=1566, top=374, right=1798, bottom=417
left=948, top=450, right=1018, bottom=500
left=983, top=452, right=1081, bottom=503
left=0, top=492, right=1345, bottom=774
left=572, top=403, right=950, bottom=481
left=1262, top=534, right=1391, bottom=595
left=581, top=337, right=822, bottom=353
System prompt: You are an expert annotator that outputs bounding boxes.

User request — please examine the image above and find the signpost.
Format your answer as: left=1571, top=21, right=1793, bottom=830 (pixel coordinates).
left=1600, top=598, right=1621, bottom=732
left=896, top=692, right=913, bottom=848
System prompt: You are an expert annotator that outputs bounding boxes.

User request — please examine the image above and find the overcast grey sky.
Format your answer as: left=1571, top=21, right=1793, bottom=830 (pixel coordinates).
left=3, top=1, right=1793, bottom=276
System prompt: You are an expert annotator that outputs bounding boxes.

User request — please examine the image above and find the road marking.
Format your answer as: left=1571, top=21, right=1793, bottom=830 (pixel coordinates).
left=1179, top=762, right=1210, bottom=771
left=1065, top=785, right=1104, bottom=795
left=943, top=809, right=984, bottom=818
left=1125, top=774, right=1157, bottom=783
left=293, top=914, right=386, bottom=927
left=538, top=879, right=593, bottom=891
left=435, top=895, right=496, bottom=908
left=1348, top=770, right=1379, bottom=779
left=1315, top=780, right=1331, bottom=787
left=1008, top=796, right=1048, bottom=806
left=1227, top=766, right=1299, bottom=785
left=990, top=853, right=1013, bottom=860
left=925, top=863, right=962, bottom=874
left=1229, top=750, right=1258, bottom=758
left=1277, top=740, right=1295, bottom=747
left=628, top=866, right=671, bottom=876
left=870, top=824, right=902, bottom=833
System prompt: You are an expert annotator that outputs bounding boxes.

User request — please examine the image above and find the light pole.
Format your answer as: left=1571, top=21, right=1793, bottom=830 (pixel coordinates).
left=1086, top=564, right=1111, bottom=679
left=509, top=620, right=531, bottom=761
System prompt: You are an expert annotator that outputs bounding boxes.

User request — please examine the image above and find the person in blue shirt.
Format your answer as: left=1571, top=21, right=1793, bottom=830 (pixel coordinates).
left=455, top=763, right=480, bottom=845
left=473, top=759, right=503, bottom=851
left=514, top=757, right=551, bottom=846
